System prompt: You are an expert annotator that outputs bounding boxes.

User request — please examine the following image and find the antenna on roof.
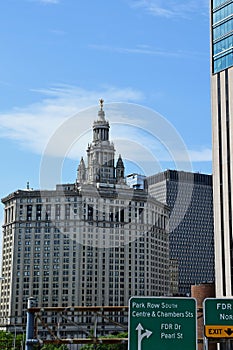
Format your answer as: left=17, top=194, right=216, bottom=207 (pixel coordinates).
left=27, top=181, right=30, bottom=190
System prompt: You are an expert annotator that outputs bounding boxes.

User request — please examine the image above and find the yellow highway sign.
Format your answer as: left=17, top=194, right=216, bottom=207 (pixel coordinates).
left=205, top=325, right=233, bottom=338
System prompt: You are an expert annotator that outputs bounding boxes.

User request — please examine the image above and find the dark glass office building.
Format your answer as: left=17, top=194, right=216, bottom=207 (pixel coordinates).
left=146, top=170, right=214, bottom=296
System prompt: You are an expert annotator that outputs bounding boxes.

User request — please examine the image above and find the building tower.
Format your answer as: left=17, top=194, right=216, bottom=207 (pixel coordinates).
left=86, top=99, right=116, bottom=184
left=211, top=0, right=233, bottom=297
left=0, top=101, right=170, bottom=338
left=77, top=157, right=86, bottom=183
left=146, top=170, right=214, bottom=295
left=116, top=155, right=125, bottom=182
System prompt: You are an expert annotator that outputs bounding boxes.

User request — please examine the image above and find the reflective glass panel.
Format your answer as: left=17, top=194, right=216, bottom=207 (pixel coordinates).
left=212, top=1, right=233, bottom=72
left=213, top=3, right=233, bottom=23
left=213, top=0, right=230, bottom=8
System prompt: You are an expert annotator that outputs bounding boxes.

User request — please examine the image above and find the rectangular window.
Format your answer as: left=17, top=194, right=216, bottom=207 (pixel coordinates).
left=212, top=1, right=233, bottom=73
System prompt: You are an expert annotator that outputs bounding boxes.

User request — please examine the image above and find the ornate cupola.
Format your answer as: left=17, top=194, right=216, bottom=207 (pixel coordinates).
left=92, top=99, right=110, bottom=143
left=76, top=100, right=127, bottom=187
left=86, top=99, right=116, bottom=184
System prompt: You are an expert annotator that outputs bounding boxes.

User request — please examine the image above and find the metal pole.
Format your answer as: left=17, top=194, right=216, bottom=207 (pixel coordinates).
left=94, top=313, right=98, bottom=350
left=13, top=325, right=16, bottom=349
left=25, top=297, right=36, bottom=350
left=205, top=337, right=209, bottom=350
left=226, top=339, right=233, bottom=350
left=21, top=330, right=24, bottom=350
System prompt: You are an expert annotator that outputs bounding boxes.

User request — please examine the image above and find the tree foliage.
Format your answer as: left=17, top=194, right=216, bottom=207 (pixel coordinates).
left=40, top=345, right=68, bottom=350
left=0, top=330, right=68, bottom=350
left=0, top=330, right=24, bottom=349
left=80, top=332, right=128, bottom=350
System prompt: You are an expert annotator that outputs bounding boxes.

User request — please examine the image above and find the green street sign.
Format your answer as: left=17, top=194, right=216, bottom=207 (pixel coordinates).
left=204, top=298, right=233, bottom=338
left=128, top=297, right=197, bottom=350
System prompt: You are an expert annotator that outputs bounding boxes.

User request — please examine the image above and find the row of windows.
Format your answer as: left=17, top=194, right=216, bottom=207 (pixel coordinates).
left=17, top=245, right=70, bottom=253
left=212, top=2, right=233, bottom=72
left=214, top=48, right=233, bottom=72
left=213, top=1, right=233, bottom=23
left=16, top=270, right=76, bottom=276
left=213, top=0, right=232, bottom=10
left=213, top=17, right=233, bottom=40
left=18, top=196, right=146, bottom=207
left=84, top=198, right=137, bottom=206
left=19, top=196, right=77, bottom=203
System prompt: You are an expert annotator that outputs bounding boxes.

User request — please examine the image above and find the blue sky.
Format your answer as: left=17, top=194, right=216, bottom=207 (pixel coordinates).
left=0, top=0, right=211, bottom=212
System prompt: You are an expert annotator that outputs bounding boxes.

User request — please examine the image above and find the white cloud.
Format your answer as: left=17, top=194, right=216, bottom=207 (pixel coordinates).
left=131, top=0, right=208, bottom=19
left=188, top=148, right=212, bottom=162
left=0, top=85, right=144, bottom=155
left=0, top=85, right=211, bottom=185
left=65, top=125, right=212, bottom=166
left=90, top=44, right=206, bottom=60
left=37, top=0, right=59, bottom=3
left=27, top=0, right=60, bottom=5
left=50, top=29, right=66, bottom=35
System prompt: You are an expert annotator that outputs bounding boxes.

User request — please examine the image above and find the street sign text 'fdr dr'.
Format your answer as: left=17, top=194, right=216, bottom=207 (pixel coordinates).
left=204, top=298, right=233, bottom=338
left=128, top=297, right=197, bottom=350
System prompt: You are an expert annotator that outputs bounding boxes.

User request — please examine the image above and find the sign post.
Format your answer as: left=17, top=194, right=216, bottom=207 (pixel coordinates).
left=128, top=297, right=197, bottom=350
left=204, top=298, right=233, bottom=339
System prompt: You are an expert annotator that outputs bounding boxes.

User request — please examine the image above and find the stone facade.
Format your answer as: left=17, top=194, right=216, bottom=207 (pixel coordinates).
left=0, top=101, right=170, bottom=337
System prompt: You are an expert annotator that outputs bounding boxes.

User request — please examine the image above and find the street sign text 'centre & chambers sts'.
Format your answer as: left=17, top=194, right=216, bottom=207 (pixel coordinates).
left=128, top=297, right=197, bottom=350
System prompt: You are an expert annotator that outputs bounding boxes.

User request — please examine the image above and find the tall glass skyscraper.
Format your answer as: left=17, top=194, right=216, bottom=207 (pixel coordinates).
left=211, top=0, right=233, bottom=297
left=212, top=1, right=233, bottom=73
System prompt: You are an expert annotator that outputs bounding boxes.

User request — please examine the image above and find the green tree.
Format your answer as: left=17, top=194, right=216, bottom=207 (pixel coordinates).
left=40, top=345, right=68, bottom=350
left=80, top=332, right=128, bottom=350
left=0, top=330, right=25, bottom=349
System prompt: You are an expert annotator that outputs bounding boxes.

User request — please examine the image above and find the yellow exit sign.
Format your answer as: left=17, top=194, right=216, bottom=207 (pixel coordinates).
left=205, top=325, right=233, bottom=338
